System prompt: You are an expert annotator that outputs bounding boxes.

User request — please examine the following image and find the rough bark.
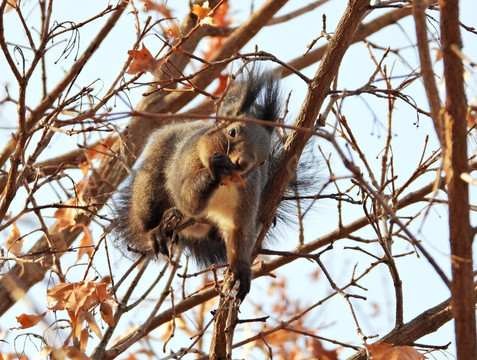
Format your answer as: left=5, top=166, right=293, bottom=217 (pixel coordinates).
left=257, top=0, right=371, bottom=246
left=439, top=0, right=476, bottom=359
left=412, top=0, right=444, bottom=143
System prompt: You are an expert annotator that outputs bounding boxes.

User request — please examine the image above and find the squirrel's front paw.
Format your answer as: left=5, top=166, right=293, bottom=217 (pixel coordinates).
left=161, top=208, right=183, bottom=234
left=208, top=152, right=236, bottom=181
left=151, top=208, right=184, bottom=258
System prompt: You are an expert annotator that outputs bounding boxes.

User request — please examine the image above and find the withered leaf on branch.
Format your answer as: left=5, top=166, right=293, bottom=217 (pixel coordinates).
left=84, top=310, right=102, bottom=339
left=72, top=310, right=105, bottom=341
left=65, top=346, right=92, bottom=360
left=365, top=342, right=427, bottom=360
left=47, top=281, right=115, bottom=342
left=99, top=301, right=115, bottom=327
left=13, top=312, right=46, bottom=329
left=202, top=2, right=230, bottom=60
left=310, top=339, right=339, bottom=360
left=47, top=281, right=115, bottom=319
left=80, top=328, right=89, bottom=352
left=5, top=0, right=18, bottom=12
left=6, top=222, right=22, bottom=255
left=34, top=346, right=53, bottom=360
left=126, top=44, right=165, bottom=77
left=192, top=1, right=213, bottom=24
left=53, top=199, right=80, bottom=230
left=76, top=224, right=94, bottom=261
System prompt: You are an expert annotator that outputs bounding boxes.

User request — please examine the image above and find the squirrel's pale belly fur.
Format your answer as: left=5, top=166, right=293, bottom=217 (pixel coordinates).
left=115, top=71, right=282, bottom=300
left=180, top=184, right=240, bottom=238
left=206, top=184, right=240, bottom=231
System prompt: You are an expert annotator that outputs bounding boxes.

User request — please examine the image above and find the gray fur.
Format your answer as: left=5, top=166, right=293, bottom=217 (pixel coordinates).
left=115, top=72, right=281, bottom=300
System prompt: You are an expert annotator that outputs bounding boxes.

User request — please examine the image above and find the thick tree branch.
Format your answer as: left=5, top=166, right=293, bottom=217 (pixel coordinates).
left=440, top=0, right=476, bottom=359
left=257, top=0, right=371, bottom=245
left=347, top=281, right=477, bottom=360
left=412, top=0, right=444, bottom=144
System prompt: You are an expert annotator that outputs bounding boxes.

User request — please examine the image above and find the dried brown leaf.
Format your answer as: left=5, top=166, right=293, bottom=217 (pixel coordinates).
left=53, top=200, right=78, bottom=229
left=99, top=302, right=114, bottom=327
left=84, top=311, right=102, bottom=339
left=33, top=346, right=53, bottom=360
left=202, top=2, right=230, bottom=60
left=5, top=0, right=18, bottom=12
left=160, top=320, right=173, bottom=341
left=6, top=223, right=22, bottom=255
left=263, top=328, right=299, bottom=347
left=86, top=137, right=114, bottom=162
left=47, top=282, right=77, bottom=311
left=311, top=338, right=339, bottom=360
left=192, top=1, right=211, bottom=21
left=77, top=225, right=94, bottom=261
left=212, top=73, right=228, bottom=95
left=13, top=312, right=46, bottom=329
left=212, top=2, right=229, bottom=27
left=47, top=281, right=115, bottom=320
left=65, top=346, right=91, bottom=360
left=366, top=342, right=427, bottom=360
left=80, top=162, right=90, bottom=177
left=126, top=44, right=165, bottom=77
left=99, top=276, right=111, bottom=285
left=80, top=329, right=89, bottom=352
left=74, top=311, right=86, bottom=339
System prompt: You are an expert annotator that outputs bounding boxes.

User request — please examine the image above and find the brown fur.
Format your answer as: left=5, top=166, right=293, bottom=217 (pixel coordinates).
left=115, top=72, right=281, bottom=300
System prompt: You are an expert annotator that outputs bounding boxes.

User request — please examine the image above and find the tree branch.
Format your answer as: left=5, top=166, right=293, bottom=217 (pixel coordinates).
left=412, top=0, right=444, bottom=144
left=347, top=281, right=477, bottom=360
left=440, top=0, right=476, bottom=358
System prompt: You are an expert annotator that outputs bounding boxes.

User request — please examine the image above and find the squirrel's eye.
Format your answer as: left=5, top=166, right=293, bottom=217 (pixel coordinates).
left=228, top=128, right=237, bottom=137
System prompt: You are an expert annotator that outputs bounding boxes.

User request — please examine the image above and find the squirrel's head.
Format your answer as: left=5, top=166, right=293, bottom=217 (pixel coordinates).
left=221, top=121, right=273, bottom=176
left=211, top=70, right=282, bottom=175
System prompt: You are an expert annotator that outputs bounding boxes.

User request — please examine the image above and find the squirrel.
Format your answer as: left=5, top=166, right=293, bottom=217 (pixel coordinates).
left=115, top=71, right=284, bottom=301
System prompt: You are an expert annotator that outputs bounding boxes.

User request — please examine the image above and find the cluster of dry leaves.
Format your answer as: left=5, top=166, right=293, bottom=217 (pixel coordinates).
left=127, top=0, right=230, bottom=88
left=3, top=134, right=118, bottom=359
left=10, top=279, right=115, bottom=360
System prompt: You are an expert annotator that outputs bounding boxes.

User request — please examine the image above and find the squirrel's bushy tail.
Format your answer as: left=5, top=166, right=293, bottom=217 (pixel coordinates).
left=113, top=69, right=318, bottom=271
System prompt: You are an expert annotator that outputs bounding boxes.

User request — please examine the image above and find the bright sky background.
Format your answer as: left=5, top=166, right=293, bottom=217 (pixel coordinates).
left=1, top=1, right=476, bottom=359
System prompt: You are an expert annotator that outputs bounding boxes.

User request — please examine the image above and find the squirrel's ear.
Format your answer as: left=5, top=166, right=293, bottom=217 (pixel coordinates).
left=241, top=71, right=282, bottom=123
left=217, top=80, right=244, bottom=118
left=217, top=69, right=282, bottom=123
